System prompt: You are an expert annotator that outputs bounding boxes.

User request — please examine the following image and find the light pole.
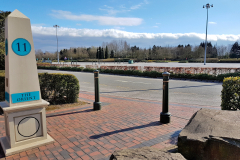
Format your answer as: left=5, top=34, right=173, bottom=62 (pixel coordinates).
left=203, top=3, right=213, bottom=65
left=53, top=25, right=59, bottom=64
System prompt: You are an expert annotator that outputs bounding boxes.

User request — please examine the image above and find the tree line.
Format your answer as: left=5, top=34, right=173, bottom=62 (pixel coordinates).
left=36, top=39, right=235, bottom=61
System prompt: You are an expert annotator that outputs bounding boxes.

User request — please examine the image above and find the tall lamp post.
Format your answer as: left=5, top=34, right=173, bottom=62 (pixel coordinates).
left=203, top=3, right=213, bottom=65
left=53, top=25, right=59, bottom=64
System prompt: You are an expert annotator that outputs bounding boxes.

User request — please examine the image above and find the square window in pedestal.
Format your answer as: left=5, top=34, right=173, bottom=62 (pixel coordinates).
left=14, top=113, right=43, bottom=142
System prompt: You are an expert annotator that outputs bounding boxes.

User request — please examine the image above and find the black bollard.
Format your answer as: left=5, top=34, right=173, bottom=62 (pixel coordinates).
left=93, top=70, right=101, bottom=110
left=160, top=72, right=171, bottom=123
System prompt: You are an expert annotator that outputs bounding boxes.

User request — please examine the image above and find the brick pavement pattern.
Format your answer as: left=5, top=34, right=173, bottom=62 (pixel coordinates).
left=0, top=92, right=220, bottom=160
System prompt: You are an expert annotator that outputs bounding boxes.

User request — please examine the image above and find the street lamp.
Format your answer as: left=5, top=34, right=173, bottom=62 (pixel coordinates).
left=203, top=3, right=213, bottom=65
left=53, top=25, right=59, bottom=64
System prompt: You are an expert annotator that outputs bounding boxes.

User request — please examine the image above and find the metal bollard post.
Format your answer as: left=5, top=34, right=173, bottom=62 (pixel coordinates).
left=93, top=70, right=101, bottom=110
left=160, top=72, right=171, bottom=123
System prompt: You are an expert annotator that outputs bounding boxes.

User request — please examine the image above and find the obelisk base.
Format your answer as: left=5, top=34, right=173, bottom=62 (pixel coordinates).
left=0, top=100, right=54, bottom=156
left=0, top=134, right=54, bottom=156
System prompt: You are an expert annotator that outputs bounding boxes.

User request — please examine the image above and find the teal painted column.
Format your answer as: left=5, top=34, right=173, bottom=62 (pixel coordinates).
left=93, top=70, right=101, bottom=110
left=160, top=72, right=171, bottom=123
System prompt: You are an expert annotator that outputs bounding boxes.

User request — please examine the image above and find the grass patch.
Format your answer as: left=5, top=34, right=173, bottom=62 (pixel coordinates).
left=46, top=99, right=89, bottom=111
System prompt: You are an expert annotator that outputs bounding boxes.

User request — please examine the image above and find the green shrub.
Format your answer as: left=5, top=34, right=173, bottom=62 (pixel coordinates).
left=219, top=59, right=240, bottom=63
left=124, top=70, right=133, bottom=75
left=178, top=60, right=188, bottom=63
left=155, top=60, right=168, bottom=63
left=83, top=68, right=95, bottom=72
left=38, top=66, right=58, bottom=70
left=221, top=76, right=240, bottom=110
left=206, top=58, right=219, bottom=63
left=188, top=58, right=219, bottom=63
left=38, top=73, right=79, bottom=105
left=59, top=67, right=72, bottom=71
left=112, top=70, right=124, bottom=74
left=132, top=70, right=143, bottom=76
left=71, top=67, right=84, bottom=71
left=142, top=71, right=162, bottom=78
left=0, top=71, right=79, bottom=105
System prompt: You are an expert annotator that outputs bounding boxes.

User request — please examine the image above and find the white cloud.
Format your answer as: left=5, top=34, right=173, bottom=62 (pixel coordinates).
left=99, top=5, right=120, bottom=15
left=31, top=26, right=240, bottom=42
left=76, top=23, right=81, bottom=26
left=156, top=23, right=160, bottom=25
left=130, top=0, right=149, bottom=10
left=50, top=10, right=142, bottom=26
left=113, top=26, right=125, bottom=30
left=209, top=22, right=217, bottom=24
left=153, top=26, right=158, bottom=28
left=144, top=0, right=149, bottom=4
left=130, top=4, right=142, bottom=10
left=99, top=0, right=149, bottom=16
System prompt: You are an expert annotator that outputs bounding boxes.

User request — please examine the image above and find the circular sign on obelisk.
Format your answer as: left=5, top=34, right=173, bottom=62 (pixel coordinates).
left=5, top=39, right=8, bottom=56
left=12, top=38, right=31, bottom=56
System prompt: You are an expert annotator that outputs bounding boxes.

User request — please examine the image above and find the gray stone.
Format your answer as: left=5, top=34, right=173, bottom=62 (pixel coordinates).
left=178, top=108, right=240, bottom=160
left=109, top=147, right=186, bottom=160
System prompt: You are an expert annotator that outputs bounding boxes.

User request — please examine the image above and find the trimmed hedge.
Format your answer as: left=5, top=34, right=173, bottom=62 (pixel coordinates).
left=37, top=65, right=240, bottom=82
left=188, top=58, right=219, bottom=63
left=38, top=66, right=58, bottom=70
left=178, top=60, right=188, bottom=63
left=0, top=72, right=79, bottom=105
left=83, top=68, right=95, bottom=72
left=221, top=76, right=240, bottom=110
left=219, top=59, right=240, bottom=63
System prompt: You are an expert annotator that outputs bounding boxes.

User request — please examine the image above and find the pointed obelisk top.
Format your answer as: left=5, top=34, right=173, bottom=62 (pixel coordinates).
left=8, top=9, right=29, bottom=19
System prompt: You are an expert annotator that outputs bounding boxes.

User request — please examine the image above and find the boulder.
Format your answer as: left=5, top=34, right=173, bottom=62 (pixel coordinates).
left=178, top=108, right=240, bottom=160
left=109, top=147, right=186, bottom=160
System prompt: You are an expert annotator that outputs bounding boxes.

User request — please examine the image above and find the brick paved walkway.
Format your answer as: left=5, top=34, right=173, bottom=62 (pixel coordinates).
left=0, top=92, right=220, bottom=160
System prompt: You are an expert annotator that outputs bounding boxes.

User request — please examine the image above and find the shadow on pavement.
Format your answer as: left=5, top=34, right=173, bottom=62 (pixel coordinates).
left=90, top=121, right=162, bottom=139
left=47, top=109, right=93, bottom=118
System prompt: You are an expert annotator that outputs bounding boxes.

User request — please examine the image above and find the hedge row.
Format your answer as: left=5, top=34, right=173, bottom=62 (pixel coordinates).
left=219, top=59, right=240, bottom=63
left=0, top=72, right=79, bottom=105
left=100, top=69, right=240, bottom=81
left=37, top=66, right=240, bottom=81
left=221, top=76, right=240, bottom=110
left=188, top=58, right=219, bottom=63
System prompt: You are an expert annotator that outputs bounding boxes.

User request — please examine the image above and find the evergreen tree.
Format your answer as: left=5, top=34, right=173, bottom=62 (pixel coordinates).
left=148, top=48, right=152, bottom=60
left=101, top=48, right=104, bottom=59
left=60, top=50, right=63, bottom=55
left=105, top=46, right=109, bottom=59
left=96, top=49, right=99, bottom=59
left=110, top=50, right=114, bottom=58
left=98, top=47, right=101, bottom=59
left=229, top=42, right=240, bottom=58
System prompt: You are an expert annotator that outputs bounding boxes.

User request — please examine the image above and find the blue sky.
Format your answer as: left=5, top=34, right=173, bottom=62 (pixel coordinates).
left=2, top=0, right=240, bottom=52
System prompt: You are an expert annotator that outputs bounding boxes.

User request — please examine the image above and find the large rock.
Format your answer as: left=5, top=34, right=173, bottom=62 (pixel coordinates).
left=109, top=147, right=186, bottom=160
left=178, top=108, right=240, bottom=160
